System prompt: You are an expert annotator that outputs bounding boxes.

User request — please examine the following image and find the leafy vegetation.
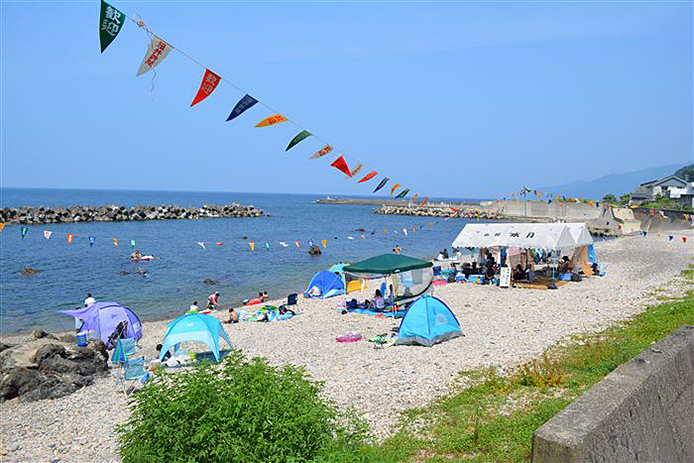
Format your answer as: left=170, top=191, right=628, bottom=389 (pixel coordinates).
left=674, top=163, right=694, bottom=182
left=640, top=193, right=694, bottom=212
left=116, top=351, right=369, bottom=462
left=601, top=193, right=631, bottom=206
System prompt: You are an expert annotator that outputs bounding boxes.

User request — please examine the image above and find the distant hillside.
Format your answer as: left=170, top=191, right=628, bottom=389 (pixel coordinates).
left=674, top=163, right=694, bottom=182
left=539, top=163, right=688, bottom=199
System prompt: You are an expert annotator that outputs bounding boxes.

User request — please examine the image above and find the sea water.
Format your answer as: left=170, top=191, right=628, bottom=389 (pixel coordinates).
left=0, top=188, right=484, bottom=334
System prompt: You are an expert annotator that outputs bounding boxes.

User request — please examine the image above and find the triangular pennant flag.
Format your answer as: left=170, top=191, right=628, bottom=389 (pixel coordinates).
left=286, top=130, right=312, bottom=151
left=309, top=145, right=333, bottom=159
left=197, top=242, right=205, bottom=249
left=136, top=36, right=173, bottom=76
left=390, top=183, right=401, bottom=196
left=89, top=236, right=95, bottom=247
left=382, top=228, right=388, bottom=234
left=113, top=238, right=118, bottom=247
left=349, top=163, right=364, bottom=177
left=130, top=239, right=136, bottom=248
left=227, top=94, right=258, bottom=121
left=428, top=222, right=433, bottom=228
left=348, top=236, right=354, bottom=240
left=265, top=242, right=270, bottom=251
left=216, top=242, right=224, bottom=246
left=403, top=228, right=408, bottom=237
left=361, top=235, right=365, bottom=239
left=395, top=188, right=410, bottom=199
left=295, top=241, right=300, bottom=248
left=255, top=115, right=287, bottom=127
left=330, top=156, right=352, bottom=176
left=43, top=230, right=52, bottom=240
left=358, top=171, right=377, bottom=183
left=191, top=69, right=221, bottom=107
left=248, top=242, right=255, bottom=251
left=668, top=236, right=673, bottom=241
left=420, top=196, right=428, bottom=207
left=279, top=241, right=288, bottom=247
left=67, top=234, right=74, bottom=244
left=0, top=222, right=4, bottom=232
left=373, top=177, right=389, bottom=193
left=21, top=227, right=28, bottom=238
left=411, top=193, right=419, bottom=202
left=683, top=237, right=688, bottom=243
left=99, top=1, right=125, bottom=53
left=321, top=239, right=327, bottom=248
left=308, top=240, right=314, bottom=247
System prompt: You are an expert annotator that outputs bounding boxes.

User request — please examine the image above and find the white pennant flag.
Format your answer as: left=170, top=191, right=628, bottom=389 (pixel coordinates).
left=348, top=236, right=354, bottom=240
left=279, top=241, right=289, bottom=247
left=43, top=230, right=52, bottom=240
left=403, top=228, right=408, bottom=237
left=137, top=36, right=173, bottom=76
left=197, top=242, right=206, bottom=249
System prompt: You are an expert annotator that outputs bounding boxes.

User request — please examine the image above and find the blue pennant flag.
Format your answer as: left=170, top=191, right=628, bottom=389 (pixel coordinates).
left=226, top=94, right=258, bottom=122
left=373, top=177, right=389, bottom=193
left=89, top=236, right=95, bottom=247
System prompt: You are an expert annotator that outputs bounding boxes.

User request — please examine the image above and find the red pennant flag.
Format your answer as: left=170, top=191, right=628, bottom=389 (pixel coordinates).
left=191, top=69, right=220, bottom=107
left=295, top=241, right=300, bottom=248
left=683, top=237, right=688, bottom=243
left=330, top=156, right=351, bottom=177
left=67, top=233, right=74, bottom=244
left=450, top=207, right=460, bottom=213
left=216, top=242, right=224, bottom=246
left=358, top=171, right=377, bottom=183
left=420, top=196, right=428, bottom=206
left=412, top=193, right=419, bottom=202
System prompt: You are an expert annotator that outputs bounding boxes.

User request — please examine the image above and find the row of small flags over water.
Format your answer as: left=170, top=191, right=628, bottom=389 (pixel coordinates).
left=0, top=219, right=452, bottom=253
left=96, top=1, right=429, bottom=206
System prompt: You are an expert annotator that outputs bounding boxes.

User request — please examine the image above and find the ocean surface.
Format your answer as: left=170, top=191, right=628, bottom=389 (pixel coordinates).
left=0, top=188, right=485, bottom=334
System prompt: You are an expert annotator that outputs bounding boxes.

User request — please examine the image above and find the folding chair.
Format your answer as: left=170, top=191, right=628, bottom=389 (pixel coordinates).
left=280, top=293, right=298, bottom=313
left=111, top=337, right=137, bottom=365
left=116, top=357, right=148, bottom=395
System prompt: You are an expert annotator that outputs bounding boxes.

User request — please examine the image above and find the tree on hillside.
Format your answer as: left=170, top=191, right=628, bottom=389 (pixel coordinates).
left=674, top=164, right=694, bottom=182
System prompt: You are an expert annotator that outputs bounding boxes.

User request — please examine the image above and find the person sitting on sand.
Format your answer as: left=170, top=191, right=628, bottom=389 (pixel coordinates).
left=471, top=262, right=479, bottom=274
left=462, top=263, right=472, bottom=278
left=156, top=343, right=172, bottom=361
left=558, top=256, right=571, bottom=274
left=373, top=289, right=386, bottom=311
left=513, top=264, right=525, bottom=281
left=223, top=307, right=239, bottom=324
left=206, top=291, right=220, bottom=310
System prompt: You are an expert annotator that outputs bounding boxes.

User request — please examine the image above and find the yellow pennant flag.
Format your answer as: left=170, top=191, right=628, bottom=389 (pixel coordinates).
left=0, top=222, right=5, bottom=232
left=321, top=239, right=327, bottom=248
left=428, top=222, right=433, bottom=228
left=113, top=238, right=118, bottom=247
left=382, top=228, right=388, bottom=234
left=390, top=183, right=401, bottom=196
left=248, top=242, right=255, bottom=251
left=255, top=114, right=287, bottom=127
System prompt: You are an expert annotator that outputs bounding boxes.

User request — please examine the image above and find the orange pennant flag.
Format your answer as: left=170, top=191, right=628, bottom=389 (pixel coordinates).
left=248, top=242, right=255, bottom=251
left=330, top=156, right=352, bottom=177
left=390, top=183, right=401, bottom=196
left=67, top=233, right=74, bottom=244
left=411, top=193, right=419, bottom=202
left=358, top=171, right=377, bottom=183
left=420, top=196, right=428, bottom=206
left=0, top=222, right=5, bottom=232
left=255, top=114, right=287, bottom=127
left=321, top=239, right=327, bottom=248
left=112, top=238, right=118, bottom=247
left=191, top=69, right=220, bottom=107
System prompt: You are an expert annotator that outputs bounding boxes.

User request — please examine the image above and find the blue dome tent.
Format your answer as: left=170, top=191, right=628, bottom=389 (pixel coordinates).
left=158, top=313, right=232, bottom=362
left=396, top=295, right=462, bottom=347
left=303, top=270, right=345, bottom=299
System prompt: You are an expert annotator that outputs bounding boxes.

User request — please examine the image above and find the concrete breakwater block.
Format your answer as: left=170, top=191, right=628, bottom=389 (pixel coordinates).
left=532, top=325, right=694, bottom=463
left=0, top=204, right=264, bottom=224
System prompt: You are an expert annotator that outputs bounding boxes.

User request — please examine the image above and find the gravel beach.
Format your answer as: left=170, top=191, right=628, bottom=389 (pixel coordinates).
left=1, top=232, right=692, bottom=462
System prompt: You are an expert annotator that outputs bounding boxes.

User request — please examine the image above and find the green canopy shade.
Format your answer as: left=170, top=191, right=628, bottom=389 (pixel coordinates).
left=344, top=253, right=432, bottom=275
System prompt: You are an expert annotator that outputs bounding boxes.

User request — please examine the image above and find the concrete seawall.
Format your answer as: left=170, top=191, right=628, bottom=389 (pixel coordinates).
left=532, top=325, right=694, bottom=463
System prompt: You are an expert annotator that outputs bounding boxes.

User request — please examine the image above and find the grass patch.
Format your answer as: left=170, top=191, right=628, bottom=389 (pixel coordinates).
left=357, top=266, right=694, bottom=462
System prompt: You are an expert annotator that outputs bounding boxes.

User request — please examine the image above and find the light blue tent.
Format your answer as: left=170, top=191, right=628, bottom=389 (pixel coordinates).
left=303, top=270, right=345, bottom=299
left=159, top=313, right=233, bottom=362
left=396, top=295, right=462, bottom=347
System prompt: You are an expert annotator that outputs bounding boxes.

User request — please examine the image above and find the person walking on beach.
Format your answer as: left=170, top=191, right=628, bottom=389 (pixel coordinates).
left=75, top=293, right=96, bottom=331
left=206, top=291, right=220, bottom=310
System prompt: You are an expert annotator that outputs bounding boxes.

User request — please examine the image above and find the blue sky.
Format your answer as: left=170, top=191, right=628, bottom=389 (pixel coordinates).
left=1, top=0, right=691, bottom=198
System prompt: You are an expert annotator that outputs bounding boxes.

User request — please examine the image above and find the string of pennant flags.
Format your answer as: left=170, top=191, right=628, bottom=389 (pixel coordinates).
left=97, top=1, right=428, bottom=206
left=0, top=219, right=452, bottom=254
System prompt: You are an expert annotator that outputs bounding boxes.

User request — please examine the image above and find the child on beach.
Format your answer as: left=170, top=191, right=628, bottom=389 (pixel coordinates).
left=224, top=307, right=239, bottom=324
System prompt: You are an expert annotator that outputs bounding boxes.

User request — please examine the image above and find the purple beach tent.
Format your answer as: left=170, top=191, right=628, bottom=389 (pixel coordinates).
left=60, top=302, right=142, bottom=346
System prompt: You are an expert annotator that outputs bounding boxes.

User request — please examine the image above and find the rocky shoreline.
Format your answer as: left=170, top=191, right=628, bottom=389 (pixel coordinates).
left=375, top=205, right=502, bottom=219
left=0, top=204, right=263, bottom=225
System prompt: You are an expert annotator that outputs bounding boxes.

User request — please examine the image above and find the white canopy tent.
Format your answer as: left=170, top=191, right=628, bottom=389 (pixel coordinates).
left=452, top=223, right=577, bottom=250
left=565, top=223, right=594, bottom=247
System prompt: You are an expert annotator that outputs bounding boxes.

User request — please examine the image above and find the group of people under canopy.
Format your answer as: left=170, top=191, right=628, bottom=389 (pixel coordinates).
left=450, top=222, right=599, bottom=286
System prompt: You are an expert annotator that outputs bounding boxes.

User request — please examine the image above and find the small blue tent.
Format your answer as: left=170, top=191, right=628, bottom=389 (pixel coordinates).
left=159, top=313, right=232, bottom=362
left=303, top=270, right=345, bottom=299
left=396, top=295, right=462, bottom=347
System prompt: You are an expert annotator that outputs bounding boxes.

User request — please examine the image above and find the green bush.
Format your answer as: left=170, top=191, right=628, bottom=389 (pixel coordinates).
left=116, top=351, right=368, bottom=462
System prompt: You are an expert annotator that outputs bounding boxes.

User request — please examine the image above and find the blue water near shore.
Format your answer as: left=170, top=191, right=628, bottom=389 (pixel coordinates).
left=0, top=188, right=484, bottom=334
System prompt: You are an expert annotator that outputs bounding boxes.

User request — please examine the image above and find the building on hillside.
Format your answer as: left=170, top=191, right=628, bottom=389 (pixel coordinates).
left=629, top=175, right=694, bottom=208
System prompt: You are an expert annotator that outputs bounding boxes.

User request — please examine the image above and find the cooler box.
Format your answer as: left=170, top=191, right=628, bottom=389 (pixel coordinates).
left=76, top=332, right=89, bottom=347
left=558, top=273, right=572, bottom=281
left=467, top=275, right=484, bottom=284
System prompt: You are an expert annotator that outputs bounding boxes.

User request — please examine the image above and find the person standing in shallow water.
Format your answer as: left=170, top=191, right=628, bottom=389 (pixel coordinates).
left=206, top=291, right=220, bottom=310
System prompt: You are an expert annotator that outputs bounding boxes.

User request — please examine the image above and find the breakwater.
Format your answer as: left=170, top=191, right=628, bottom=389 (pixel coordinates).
left=375, top=205, right=502, bottom=219
left=0, top=204, right=263, bottom=224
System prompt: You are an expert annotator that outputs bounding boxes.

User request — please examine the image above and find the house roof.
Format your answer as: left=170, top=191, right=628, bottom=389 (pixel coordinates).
left=653, top=175, right=687, bottom=187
